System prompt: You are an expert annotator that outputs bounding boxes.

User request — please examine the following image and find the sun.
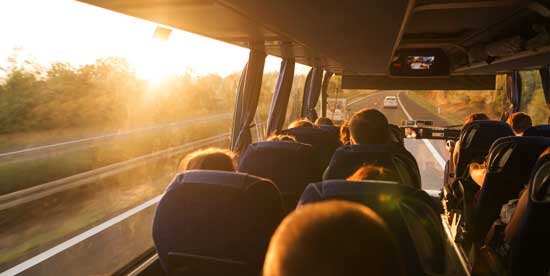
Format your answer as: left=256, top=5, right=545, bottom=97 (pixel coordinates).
left=129, top=39, right=181, bottom=83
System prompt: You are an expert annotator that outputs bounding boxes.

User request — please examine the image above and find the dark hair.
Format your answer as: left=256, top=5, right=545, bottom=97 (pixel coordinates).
left=464, top=113, right=489, bottom=125
left=288, top=119, right=315, bottom=129
left=179, top=148, right=235, bottom=172
left=263, top=200, right=405, bottom=276
left=349, top=109, right=390, bottom=144
left=507, top=112, right=532, bottom=135
left=315, top=117, right=334, bottom=126
left=347, top=165, right=398, bottom=182
left=340, top=120, right=350, bottom=144
left=267, top=134, right=297, bottom=142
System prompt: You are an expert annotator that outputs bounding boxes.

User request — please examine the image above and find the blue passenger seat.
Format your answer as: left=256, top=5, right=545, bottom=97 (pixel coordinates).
left=323, top=143, right=421, bottom=188
left=298, top=180, right=446, bottom=276
left=446, top=121, right=513, bottom=210
left=523, top=124, right=550, bottom=137
left=238, top=141, right=320, bottom=212
left=152, top=170, right=284, bottom=276
left=279, top=127, right=341, bottom=170
left=472, top=137, right=550, bottom=243
left=509, top=153, right=550, bottom=276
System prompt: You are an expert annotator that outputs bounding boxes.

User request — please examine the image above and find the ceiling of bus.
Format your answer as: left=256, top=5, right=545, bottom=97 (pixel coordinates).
left=79, top=0, right=548, bottom=77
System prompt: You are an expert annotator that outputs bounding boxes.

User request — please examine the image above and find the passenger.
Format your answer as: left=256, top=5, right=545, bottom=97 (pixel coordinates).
left=452, top=113, right=491, bottom=167
left=314, top=117, right=334, bottom=126
left=464, top=113, right=490, bottom=125
left=267, top=134, right=297, bottom=142
left=263, top=200, right=406, bottom=276
left=506, top=112, right=532, bottom=136
left=288, top=119, right=315, bottom=129
left=339, top=120, right=350, bottom=145
left=178, top=147, right=236, bottom=172
left=348, top=108, right=390, bottom=144
left=347, top=165, right=399, bottom=182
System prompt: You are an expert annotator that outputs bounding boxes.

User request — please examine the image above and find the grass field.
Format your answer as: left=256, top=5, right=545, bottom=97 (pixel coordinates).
left=0, top=118, right=231, bottom=195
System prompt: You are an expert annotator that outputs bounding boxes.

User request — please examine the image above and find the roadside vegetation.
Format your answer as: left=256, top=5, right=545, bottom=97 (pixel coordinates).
left=404, top=71, right=548, bottom=125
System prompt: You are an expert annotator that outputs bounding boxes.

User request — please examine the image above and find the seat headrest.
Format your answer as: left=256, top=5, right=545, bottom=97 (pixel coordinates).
left=523, top=124, right=550, bottom=137
left=153, top=170, right=284, bottom=275
left=300, top=180, right=440, bottom=212
left=486, top=136, right=550, bottom=173
left=298, top=180, right=444, bottom=275
left=241, top=140, right=312, bottom=153
left=460, top=120, right=514, bottom=151
left=323, top=144, right=421, bottom=188
left=529, top=154, right=550, bottom=202
left=238, top=141, right=320, bottom=212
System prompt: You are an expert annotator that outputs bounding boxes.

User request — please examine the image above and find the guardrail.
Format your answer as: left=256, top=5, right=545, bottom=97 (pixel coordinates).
left=0, top=113, right=232, bottom=162
left=0, top=133, right=230, bottom=211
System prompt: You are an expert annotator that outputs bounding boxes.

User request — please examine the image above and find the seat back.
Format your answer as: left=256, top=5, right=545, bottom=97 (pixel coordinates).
left=153, top=170, right=284, bottom=276
left=389, top=124, right=404, bottom=145
left=473, top=137, right=550, bottom=243
left=238, top=141, right=320, bottom=212
left=523, top=124, right=550, bottom=137
left=509, top=154, right=550, bottom=276
left=455, top=121, right=514, bottom=178
left=323, top=143, right=421, bottom=188
left=279, top=127, right=341, bottom=170
left=298, top=180, right=446, bottom=276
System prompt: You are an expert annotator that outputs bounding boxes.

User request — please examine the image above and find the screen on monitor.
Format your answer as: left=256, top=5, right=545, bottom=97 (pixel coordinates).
left=407, top=56, right=434, bottom=70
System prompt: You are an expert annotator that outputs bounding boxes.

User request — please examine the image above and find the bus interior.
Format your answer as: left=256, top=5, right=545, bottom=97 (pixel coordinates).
left=2, top=0, right=550, bottom=275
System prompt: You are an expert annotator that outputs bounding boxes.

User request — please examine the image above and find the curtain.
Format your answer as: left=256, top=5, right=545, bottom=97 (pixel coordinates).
left=301, top=67, right=323, bottom=121
left=230, top=50, right=266, bottom=153
left=266, top=58, right=295, bottom=136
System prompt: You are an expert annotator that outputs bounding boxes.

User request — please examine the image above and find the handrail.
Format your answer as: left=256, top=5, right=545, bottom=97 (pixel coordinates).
left=0, top=133, right=230, bottom=211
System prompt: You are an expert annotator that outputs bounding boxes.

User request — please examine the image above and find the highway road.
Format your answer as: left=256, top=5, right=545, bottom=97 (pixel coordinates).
left=0, top=91, right=453, bottom=275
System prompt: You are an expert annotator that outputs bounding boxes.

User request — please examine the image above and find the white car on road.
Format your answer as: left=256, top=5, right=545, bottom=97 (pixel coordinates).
left=383, top=96, right=399, bottom=108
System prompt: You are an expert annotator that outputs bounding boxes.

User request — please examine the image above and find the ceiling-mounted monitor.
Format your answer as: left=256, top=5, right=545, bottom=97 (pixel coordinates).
left=390, top=49, right=450, bottom=77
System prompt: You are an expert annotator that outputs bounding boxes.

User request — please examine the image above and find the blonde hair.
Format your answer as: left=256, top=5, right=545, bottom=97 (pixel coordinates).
left=267, top=134, right=297, bottom=142
left=347, top=165, right=397, bottom=182
left=179, top=147, right=236, bottom=172
left=288, top=119, right=315, bottom=129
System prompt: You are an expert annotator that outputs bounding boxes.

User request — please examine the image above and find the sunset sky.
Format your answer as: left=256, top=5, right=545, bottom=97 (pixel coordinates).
left=0, top=0, right=309, bottom=81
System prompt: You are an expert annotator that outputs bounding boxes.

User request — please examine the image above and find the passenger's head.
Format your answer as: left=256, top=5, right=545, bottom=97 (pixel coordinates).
left=349, top=108, right=390, bottom=144
left=340, top=120, right=350, bottom=144
left=314, top=117, right=334, bottom=126
left=347, top=165, right=398, bottom=182
left=263, top=200, right=405, bottom=276
left=464, top=113, right=489, bottom=125
left=179, top=147, right=236, bottom=172
left=507, top=112, right=532, bottom=136
left=267, top=134, right=297, bottom=142
left=288, top=119, right=315, bottom=129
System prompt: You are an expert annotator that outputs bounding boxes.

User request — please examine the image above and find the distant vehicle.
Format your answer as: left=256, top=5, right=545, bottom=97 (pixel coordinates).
left=327, top=98, right=347, bottom=122
left=383, top=96, right=398, bottom=108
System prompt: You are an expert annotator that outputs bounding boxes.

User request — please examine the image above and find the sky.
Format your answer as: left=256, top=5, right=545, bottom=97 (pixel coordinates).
left=0, top=0, right=309, bottom=81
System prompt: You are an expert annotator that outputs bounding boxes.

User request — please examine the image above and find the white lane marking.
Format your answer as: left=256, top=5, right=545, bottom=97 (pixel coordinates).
left=0, top=195, right=162, bottom=276
left=396, top=92, right=446, bottom=170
